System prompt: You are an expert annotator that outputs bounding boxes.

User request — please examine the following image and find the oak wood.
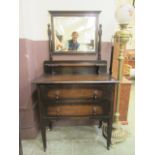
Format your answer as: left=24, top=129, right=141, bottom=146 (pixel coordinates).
left=35, top=72, right=117, bottom=151
left=47, top=105, right=104, bottom=116
left=34, top=74, right=117, bottom=84
left=35, top=23, right=117, bottom=151
left=44, top=60, right=107, bottom=75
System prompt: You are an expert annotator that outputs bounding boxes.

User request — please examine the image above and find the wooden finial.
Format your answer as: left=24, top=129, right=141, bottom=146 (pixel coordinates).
left=99, top=24, right=102, bottom=35
left=47, top=24, right=52, bottom=60
left=98, top=24, right=102, bottom=60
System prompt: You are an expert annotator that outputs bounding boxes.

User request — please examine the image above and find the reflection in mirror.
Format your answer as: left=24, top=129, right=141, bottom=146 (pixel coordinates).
left=53, top=17, right=96, bottom=52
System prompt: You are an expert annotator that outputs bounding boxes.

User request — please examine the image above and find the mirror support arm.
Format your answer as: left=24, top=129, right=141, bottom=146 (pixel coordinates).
left=98, top=24, right=102, bottom=60
left=47, top=24, right=52, bottom=60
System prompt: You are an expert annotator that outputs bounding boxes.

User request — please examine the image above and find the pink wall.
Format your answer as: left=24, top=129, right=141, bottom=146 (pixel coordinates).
left=19, top=39, right=49, bottom=138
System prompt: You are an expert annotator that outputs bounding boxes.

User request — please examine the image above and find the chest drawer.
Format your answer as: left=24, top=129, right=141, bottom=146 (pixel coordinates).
left=47, top=105, right=107, bottom=116
left=47, top=88, right=102, bottom=99
left=39, top=85, right=110, bottom=101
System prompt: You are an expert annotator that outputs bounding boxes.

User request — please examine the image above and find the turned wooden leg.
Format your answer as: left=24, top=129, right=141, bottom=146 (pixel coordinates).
left=107, top=118, right=112, bottom=150
left=49, top=121, right=52, bottom=131
left=98, top=120, right=102, bottom=128
left=41, top=120, right=47, bottom=152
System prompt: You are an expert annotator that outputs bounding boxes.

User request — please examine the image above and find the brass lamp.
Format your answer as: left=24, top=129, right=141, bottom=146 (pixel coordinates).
left=103, top=3, right=134, bottom=144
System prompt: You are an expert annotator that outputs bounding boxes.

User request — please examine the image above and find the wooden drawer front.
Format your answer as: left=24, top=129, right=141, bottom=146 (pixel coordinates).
left=41, top=87, right=104, bottom=101
left=47, top=88, right=102, bottom=99
left=47, top=105, right=105, bottom=116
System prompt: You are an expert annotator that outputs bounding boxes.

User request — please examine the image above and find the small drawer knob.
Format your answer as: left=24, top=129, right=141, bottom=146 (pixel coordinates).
left=93, top=107, right=97, bottom=115
left=93, top=95, right=97, bottom=99
left=55, top=91, right=59, bottom=100
left=56, top=107, right=60, bottom=116
left=56, top=95, right=59, bottom=100
left=93, top=90, right=98, bottom=99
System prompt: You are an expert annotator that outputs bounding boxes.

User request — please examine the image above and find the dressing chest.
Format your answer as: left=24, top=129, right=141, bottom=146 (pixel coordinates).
left=33, top=11, right=118, bottom=151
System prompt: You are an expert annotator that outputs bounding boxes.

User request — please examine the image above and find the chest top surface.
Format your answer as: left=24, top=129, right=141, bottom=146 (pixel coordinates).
left=33, top=74, right=118, bottom=84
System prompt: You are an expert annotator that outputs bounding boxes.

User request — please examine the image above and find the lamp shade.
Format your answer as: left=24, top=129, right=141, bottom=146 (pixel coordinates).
left=115, top=4, right=134, bottom=24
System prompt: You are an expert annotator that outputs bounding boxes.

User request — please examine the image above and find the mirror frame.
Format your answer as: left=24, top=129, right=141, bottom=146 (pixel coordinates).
left=49, top=11, right=101, bottom=55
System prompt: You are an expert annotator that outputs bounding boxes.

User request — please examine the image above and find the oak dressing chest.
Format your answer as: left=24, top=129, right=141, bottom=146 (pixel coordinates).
left=33, top=11, right=118, bottom=151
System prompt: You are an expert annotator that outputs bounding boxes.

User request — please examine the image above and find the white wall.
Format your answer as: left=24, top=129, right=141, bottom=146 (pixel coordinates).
left=20, top=0, right=117, bottom=42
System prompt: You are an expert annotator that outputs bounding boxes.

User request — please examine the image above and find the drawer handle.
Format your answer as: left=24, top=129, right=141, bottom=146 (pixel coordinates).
left=56, top=107, right=60, bottom=116
left=56, top=95, right=59, bottom=100
left=93, top=90, right=98, bottom=99
left=93, top=95, right=97, bottom=99
left=55, top=91, right=59, bottom=100
left=93, top=107, right=97, bottom=115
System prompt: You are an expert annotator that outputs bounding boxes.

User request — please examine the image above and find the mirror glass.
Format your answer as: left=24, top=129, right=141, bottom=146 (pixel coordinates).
left=53, top=16, right=96, bottom=53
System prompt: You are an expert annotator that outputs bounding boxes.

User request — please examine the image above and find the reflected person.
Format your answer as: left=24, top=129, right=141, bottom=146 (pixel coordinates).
left=68, top=31, right=80, bottom=51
